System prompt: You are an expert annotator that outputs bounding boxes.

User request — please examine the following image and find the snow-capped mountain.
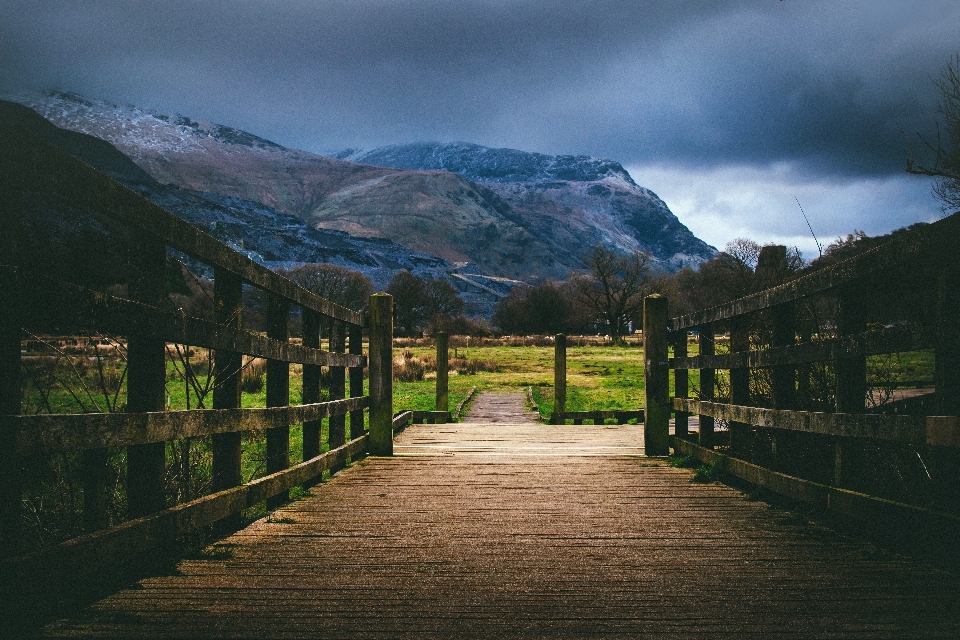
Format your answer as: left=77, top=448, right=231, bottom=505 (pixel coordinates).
left=10, top=91, right=715, bottom=285
left=341, top=142, right=716, bottom=272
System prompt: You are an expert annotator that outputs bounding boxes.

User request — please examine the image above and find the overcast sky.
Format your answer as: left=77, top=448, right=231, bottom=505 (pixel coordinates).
left=3, top=0, right=958, bottom=257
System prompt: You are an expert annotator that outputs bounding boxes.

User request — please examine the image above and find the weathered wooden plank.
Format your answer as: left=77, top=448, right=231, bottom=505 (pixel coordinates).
left=3, top=266, right=365, bottom=368
left=6, top=398, right=368, bottom=455
left=212, top=267, right=243, bottom=532
left=673, top=398, right=929, bottom=443
left=265, top=295, right=290, bottom=509
left=1, top=128, right=363, bottom=326
left=668, top=210, right=960, bottom=330
left=927, top=416, right=960, bottom=447
left=643, top=295, right=669, bottom=455
left=24, top=422, right=960, bottom=639
left=671, top=322, right=932, bottom=370
left=369, top=294, right=393, bottom=455
left=125, top=236, right=167, bottom=519
left=436, top=332, right=449, bottom=413
left=552, top=333, right=566, bottom=423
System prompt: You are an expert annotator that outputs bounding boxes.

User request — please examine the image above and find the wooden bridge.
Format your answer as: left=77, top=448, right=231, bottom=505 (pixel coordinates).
left=3, top=115, right=960, bottom=638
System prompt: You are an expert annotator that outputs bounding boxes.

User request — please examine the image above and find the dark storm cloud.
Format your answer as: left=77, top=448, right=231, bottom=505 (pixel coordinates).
left=2, top=0, right=958, bottom=179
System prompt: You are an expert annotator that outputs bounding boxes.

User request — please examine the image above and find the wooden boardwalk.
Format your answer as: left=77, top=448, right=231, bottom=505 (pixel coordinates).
left=40, top=409, right=960, bottom=638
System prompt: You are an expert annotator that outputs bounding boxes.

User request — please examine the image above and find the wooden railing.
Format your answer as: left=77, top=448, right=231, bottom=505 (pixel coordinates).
left=642, top=210, right=960, bottom=550
left=0, top=124, right=395, bottom=630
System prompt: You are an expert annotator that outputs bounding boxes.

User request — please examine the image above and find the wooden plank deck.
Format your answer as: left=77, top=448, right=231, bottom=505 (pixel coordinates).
left=40, top=419, right=960, bottom=639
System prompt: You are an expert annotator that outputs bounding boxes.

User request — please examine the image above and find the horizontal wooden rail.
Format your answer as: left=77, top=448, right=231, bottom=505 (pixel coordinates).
left=453, top=386, right=478, bottom=420
left=2, top=126, right=363, bottom=325
left=552, top=410, right=643, bottom=424
left=7, top=397, right=368, bottom=455
left=0, top=433, right=368, bottom=627
left=671, top=437, right=960, bottom=549
left=671, top=324, right=931, bottom=371
left=673, top=398, right=960, bottom=447
left=668, top=213, right=958, bottom=331
left=4, top=268, right=365, bottom=367
left=392, top=411, right=414, bottom=432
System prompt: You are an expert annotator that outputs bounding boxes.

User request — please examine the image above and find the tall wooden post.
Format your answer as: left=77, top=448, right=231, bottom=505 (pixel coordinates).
left=212, top=269, right=243, bottom=532
left=0, top=270, right=21, bottom=556
left=935, top=266, right=960, bottom=416
left=672, top=330, right=689, bottom=439
left=643, top=295, right=669, bottom=456
left=329, top=320, right=346, bottom=472
left=729, top=314, right=751, bottom=458
left=266, top=294, right=290, bottom=509
left=698, top=324, right=715, bottom=449
left=126, top=239, right=167, bottom=519
left=552, top=334, right=566, bottom=424
left=436, top=332, right=449, bottom=414
left=0, top=183, right=21, bottom=556
left=835, top=286, right=866, bottom=486
left=368, top=294, right=393, bottom=456
left=771, top=303, right=796, bottom=410
left=301, top=308, right=322, bottom=487
left=349, top=323, right=365, bottom=442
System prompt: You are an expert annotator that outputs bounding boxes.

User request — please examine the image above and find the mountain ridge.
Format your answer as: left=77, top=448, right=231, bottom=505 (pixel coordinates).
left=10, top=91, right=716, bottom=283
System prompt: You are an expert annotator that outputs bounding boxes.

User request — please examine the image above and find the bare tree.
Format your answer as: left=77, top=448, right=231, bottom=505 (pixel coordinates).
left=905, top=53, right=960, bottom=211
left=574, top=247, right=652, bottom=343
left=277, top=263, right=374, bottom=311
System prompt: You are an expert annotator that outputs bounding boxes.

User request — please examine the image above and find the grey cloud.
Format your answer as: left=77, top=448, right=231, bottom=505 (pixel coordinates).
left=1, top=0, right=958, bottom=181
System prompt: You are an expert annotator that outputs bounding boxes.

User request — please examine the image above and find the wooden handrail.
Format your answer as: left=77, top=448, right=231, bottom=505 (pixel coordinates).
left=668, top=211, right=958, bottom=331
left=7, top=397, right=368, bottom=455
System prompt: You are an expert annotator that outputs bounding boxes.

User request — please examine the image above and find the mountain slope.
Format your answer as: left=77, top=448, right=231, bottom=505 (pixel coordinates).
left=12, top=91, right=715, bottom=281
left=0, top=99, right=491, bottom=301
left=345, top=142, right=716, bottom=271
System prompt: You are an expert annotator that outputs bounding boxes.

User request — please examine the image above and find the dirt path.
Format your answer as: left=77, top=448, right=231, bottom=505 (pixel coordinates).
left=462, top=390, right=540, bottom=423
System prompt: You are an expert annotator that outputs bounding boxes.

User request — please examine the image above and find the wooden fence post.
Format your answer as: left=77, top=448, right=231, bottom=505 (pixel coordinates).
left=126, top=238, right=167, bottom=519
left=643, top=295, right=669, bottom=456
left=729, top=314, right=751, bottom=458
left=212, top=269, right=243, bottom=529
left=835, top=286, right=866, bottom=486
left=771, top=302, right=796, bottom=410
left=329, top=320, right=346, bottom=473
left=0, top=271, right=21, bottom=556
left=349, top=323, right=365, bottom=444
left=301, top=308, right=322, bottom=486
left=266, top=294, right=290, bottom=509
left=0, top=185, right=21, bottom=556
left=436, top=332, right=449, bottom=414
left=368, top=293, right=393, bottom=456
left=935, top=265, right=960, bottom=416
left=672, top=329, right=689, bottom=439
left=698, top=324, right=715, bottom=449
left=552, top=334, right=566, bottom=424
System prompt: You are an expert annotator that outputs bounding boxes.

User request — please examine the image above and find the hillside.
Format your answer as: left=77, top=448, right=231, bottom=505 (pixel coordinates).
left=0, top=99, right=518, bottom=317
left=343, top=142, right=717, bottom=271
left=12, top=91, right=715, bottom=282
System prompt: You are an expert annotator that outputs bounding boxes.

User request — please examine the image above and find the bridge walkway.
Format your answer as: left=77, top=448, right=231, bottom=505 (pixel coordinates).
left=40, top=417, right=960, bottom=638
